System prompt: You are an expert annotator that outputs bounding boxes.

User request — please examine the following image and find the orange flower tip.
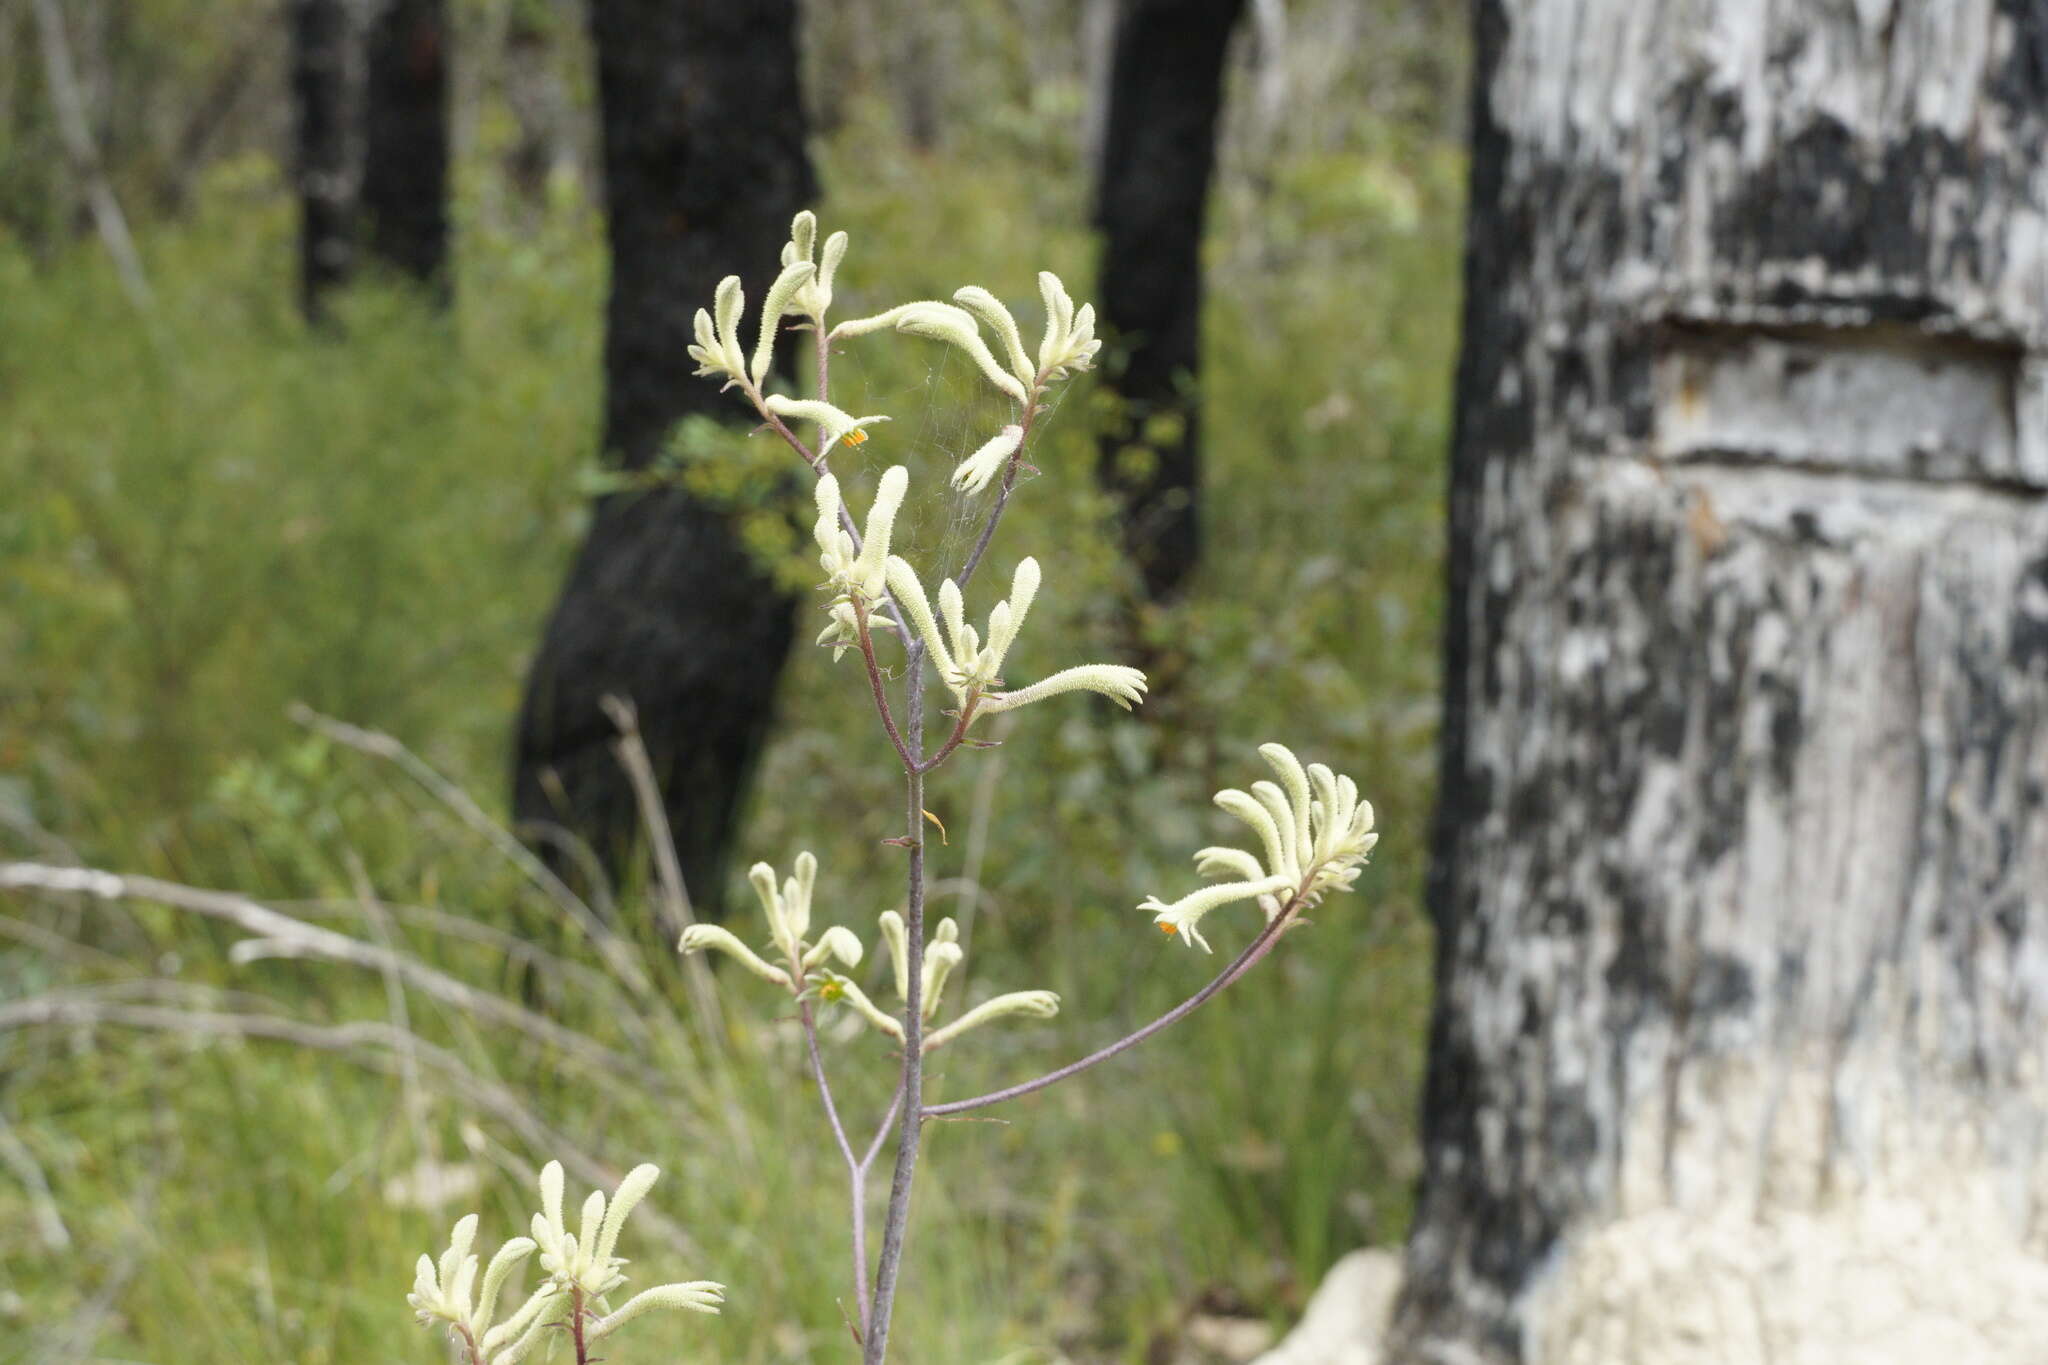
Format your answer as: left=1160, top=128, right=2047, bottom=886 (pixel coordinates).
left=843, top=428, right=869, bottom=446
left=1159, top=922, right=1177, bottom=936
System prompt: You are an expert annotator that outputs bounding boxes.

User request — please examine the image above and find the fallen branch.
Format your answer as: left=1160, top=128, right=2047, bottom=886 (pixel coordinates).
left=0, top=861, right=662, bottom=1090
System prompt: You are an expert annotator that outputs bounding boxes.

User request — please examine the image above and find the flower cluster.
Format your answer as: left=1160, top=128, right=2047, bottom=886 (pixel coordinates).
left=810, top=466, right=906, bottom=657
left=684, top=253, right=817, bottom=393
left=831, top=273, right=1098, bottom=407
left=1140, top=744, right=1379, bottom=952
left=831, top=265, right=1099, bottom=496
left=408, top=1162, right=722, bottom=1364
left=884, top=546, right=1147, bottom=718
left=779, top=210, right=847, bottom=323
left=678, top=851, right=864, bottom=990
left=822, top=911, right=1059, bottom=1050
left=679, top=849, right=1057, bottom=1051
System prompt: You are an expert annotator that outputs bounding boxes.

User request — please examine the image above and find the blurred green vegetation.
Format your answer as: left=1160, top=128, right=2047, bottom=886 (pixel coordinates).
left=0, top=36, right=1464, bottom=1365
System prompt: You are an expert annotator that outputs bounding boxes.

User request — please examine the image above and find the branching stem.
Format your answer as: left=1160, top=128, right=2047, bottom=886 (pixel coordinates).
left=923, top=884, right=1309, bottom=1119
left=863, top=749, right=926, bottom=1363
left=855, top=606, right=916, bottom=769
left=799, top=999, right=872, bottom=1319
left=955, top=378, right=1046, bottom=589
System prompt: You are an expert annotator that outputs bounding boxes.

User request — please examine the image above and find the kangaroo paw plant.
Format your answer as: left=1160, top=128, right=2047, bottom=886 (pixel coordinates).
left=406, top=211, right=1378, bottom=1363
left=408, top=1162, right=722, bottom=1364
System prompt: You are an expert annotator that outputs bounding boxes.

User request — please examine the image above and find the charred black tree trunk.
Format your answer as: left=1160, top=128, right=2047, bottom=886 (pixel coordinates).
left=513, top=0, right=815, bottom=916
left=360, top=0, right=449, bottom=295
left=1092, top=0, right=1243, bottom=603
left=1394, top=2, right=2048, bottom=1361
left=289, top=0, right=354, bottom=325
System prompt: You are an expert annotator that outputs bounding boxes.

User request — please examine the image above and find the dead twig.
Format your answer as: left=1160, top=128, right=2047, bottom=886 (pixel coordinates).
left=29, top=0, right=152, bottom=309
left=288, top=705, right=653, bottom=998
left=601, top=694, right=725, bottom=1049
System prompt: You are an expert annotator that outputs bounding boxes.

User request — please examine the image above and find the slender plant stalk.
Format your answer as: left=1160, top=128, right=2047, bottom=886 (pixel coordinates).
left=864, top=684, right=926, bottom=1363
left=954, top=379, right=1045, bottom=589
left=601, top=695, right=726, bottom=1048
left=799, top=1001, right=869, bottom=1319
left=925, top=885, right=1306, bottom=1119
left=731, top=282, right=1216, bottom=1361
left=855, top=608, right=916, bottom=769
left=849, top=361, right=1063, bottom=1359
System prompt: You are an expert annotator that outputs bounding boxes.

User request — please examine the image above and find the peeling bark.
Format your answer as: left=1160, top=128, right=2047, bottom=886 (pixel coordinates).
left=1396, top=3, right=2048, bottom=1359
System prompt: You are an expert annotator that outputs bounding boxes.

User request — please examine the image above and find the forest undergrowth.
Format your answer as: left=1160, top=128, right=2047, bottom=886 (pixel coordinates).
left=0, top=98, right=1461, bottom=1362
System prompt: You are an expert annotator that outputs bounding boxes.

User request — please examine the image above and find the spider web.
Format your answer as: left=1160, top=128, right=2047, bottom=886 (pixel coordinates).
left=821, top=333, right=1066, bottom=586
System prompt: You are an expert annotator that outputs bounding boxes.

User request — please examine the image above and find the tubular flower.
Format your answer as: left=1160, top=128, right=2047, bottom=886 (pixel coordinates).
left=952, top=424, right=1025, bottom=496
left=926, top=990, right=1061, bottom=1050
left=884, top=555, right=1147, bottom=719
left=978, top=664, right=1148, bottom=715
left=764, top=395, right=889, bottom=460
left=1034, top=271, right=1101, bottom=382
left=835, top=277, right=1100, bottom=402
left=751, top=259, right=816, bottom=386
left=679, top=851, right=863, bottom=990
left=814, top=467, right=906, bottom=603
left=779, top=210, right=849, bottom=321
left=872, top=910, right=1060, bottom=1049
left=816, top=600, right=895, bottom=662
left=686, top=275, right=749, bottom=388
left=952, top=286, right=1034, bottom=389
left=880, top=301, right=1031, bottom=405
left=408, top=1214, right=554, bottom=1364
left=818, top=971, right=904, bottom=1041
left=1141, top=744, right=1378, bottom=952
left=811, top=467, right=907, bottom=658
left=527, top=1162, right=725, bottom=1349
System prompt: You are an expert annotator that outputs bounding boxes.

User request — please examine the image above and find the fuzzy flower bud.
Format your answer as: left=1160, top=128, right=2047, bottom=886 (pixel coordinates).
left=751, top=260, right=816, bottom=386
left=953, top=286, right=1034, bottom=387
left=952, top=424, right=1025, bottom=496
left=513, top=1162, right=725, bottom=1355
left=678, top=924, right=792, bottom=988
left=685, top=275, right=749, bottom=386
left=780, top=210, right=848, bottom=320
left=887, top=555, right=1144, bottom=721
left=1035, top=271, right=1102, bottom=381
left=405, top=1162, right=720, bottom=1365
left=814, top=466, right=906, bottom=605
left=890, top=302, right=1030, bottom=404
left=802, top=925, right=865, bottom=971
left=687, top=851, right=865, bottom=991
left=925, top=990, right=1062, bottom=1050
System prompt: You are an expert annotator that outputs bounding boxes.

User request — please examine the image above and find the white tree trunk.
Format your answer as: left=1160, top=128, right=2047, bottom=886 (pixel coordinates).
left=1390, top=2, right=2048, bottom=1360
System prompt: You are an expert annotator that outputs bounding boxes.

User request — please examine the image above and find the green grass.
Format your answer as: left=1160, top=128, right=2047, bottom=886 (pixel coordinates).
left=0, top=103, right=1462, bottom=1362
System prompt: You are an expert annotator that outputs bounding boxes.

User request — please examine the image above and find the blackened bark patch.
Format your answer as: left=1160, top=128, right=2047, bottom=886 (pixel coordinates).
left=289, top=0, right=352, bottom=326
left=1092, top=0, right=1244, bottom=602
left=361, top=0, right=449, bottom=296
left=513, top=0, right=815, bottom=917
